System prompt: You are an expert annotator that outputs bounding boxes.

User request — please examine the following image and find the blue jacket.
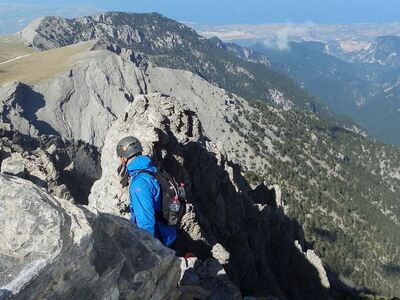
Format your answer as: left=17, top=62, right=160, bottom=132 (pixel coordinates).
left=127, top=155, right=177, bottom=247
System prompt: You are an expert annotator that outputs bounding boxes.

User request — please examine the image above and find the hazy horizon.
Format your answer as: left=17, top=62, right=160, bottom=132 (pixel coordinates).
left=1, top=0, right=400, bottom=28
left=1, top=1, right=400, bottom=36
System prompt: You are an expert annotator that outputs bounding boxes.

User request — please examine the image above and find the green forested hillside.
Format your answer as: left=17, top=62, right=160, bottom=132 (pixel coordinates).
left=232, top=100, right=400, bottom=296
left=251, top=41, right=400, bottom=147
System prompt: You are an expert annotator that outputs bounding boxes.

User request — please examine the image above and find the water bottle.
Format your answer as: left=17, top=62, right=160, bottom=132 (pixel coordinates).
left=168, top=196, right=180, bottom=225
left=178, top=183, right=186, bottom=199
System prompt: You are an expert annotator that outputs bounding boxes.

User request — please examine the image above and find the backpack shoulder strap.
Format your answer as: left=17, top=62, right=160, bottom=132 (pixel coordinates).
left=136, top=169, right=156, bottom=178
left=129, top=170, right=156, bottom=188
left=134, top=170, right=165, bottom=223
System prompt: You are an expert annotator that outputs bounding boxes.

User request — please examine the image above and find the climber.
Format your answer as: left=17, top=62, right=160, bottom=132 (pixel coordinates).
left=116, top=136, right=177, bottom=247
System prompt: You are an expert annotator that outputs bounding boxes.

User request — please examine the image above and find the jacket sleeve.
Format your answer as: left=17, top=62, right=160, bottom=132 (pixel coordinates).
left=129, top=176, right=156, bottom=236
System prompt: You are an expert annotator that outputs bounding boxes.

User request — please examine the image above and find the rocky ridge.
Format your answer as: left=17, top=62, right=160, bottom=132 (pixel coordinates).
left=0, top=118, right=243, bottom=299
left=19, top=12, right=329, bottom=113
left=1, top=27, right=399, bottom=296
left=1, top=34, right=399, bottom=298
left=0, top=42, right=272, bottom=171
left=90, top=92, right=330, bottom=298
left=0, top=127, right=100, bottom=203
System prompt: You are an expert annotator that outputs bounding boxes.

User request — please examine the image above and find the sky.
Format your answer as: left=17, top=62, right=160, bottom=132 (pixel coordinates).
left=1, top=0, right=400, bottom=26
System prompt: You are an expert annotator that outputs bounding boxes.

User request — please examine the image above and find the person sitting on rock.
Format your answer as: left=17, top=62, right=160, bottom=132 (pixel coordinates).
left=116, top=136, right=177, bottom=247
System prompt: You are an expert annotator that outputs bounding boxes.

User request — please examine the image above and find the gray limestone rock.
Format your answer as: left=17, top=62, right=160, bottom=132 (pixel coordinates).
left=0, top=40, right=265, bottom=163
left=89, top=93, right=200, bottom=217
left=1, top=154, right=26, bottom=177
left=0, top=174, right=181, bottom=300
left=179, top=258, right=242, bottom=300
left=211, top=243, right=230, bottom=266
left=294, top=240, right=330, bottom=289
left=0, top=129, right=100, bottom=204
left=89, top=92, right=330, bottom=299
left=0, top=54, right=332, bottom=298
left=0, top=82, right=39, bottom=137
left=0, top=49, right=149, bottom=147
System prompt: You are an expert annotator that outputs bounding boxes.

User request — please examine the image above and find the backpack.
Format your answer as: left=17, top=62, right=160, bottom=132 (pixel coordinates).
left=135, top=170, right=186, bottom=226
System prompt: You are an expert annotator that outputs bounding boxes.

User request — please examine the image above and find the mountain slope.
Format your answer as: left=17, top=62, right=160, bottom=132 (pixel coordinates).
left=350, top=36, right=400, bottom=66
left=251, top=41, right=371, bottom=114
left=0, top=40, right=95, bottom=85
left=0, top=12, right=399, bottom=297
left=88, top=92, right=331, bottom=299
left=20, top=12, right=332, bottom=115
left=0, top=47, right=148, bottom=146
left=251, top=40, right=400, bottom=146
left=0, top=35, right=34, bottom=63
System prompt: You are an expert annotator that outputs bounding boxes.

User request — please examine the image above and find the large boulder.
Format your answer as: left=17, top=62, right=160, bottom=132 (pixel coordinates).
left=0, top=174, right=180, bottom=299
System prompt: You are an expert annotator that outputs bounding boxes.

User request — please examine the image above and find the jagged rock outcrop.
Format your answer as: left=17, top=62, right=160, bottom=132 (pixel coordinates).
left=294, top=241, right=330, bottom=289
left=0, top=32, right=332, bottom=298
left=0, top=123, right=241, bottom=300
left=0, top=174, right=181, bottom=299
left=89, top=92, right=330, bottom=299
left=0, top=128, right=100, bottom=203
left=88, top=93, right=201, bottom=216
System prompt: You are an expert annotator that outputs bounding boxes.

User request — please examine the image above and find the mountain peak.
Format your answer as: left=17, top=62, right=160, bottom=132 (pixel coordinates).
left=21, top=11, right=197, bottom=51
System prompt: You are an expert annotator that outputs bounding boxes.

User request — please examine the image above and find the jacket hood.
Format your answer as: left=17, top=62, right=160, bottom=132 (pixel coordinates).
left=127, top=155, right=157, bottom=175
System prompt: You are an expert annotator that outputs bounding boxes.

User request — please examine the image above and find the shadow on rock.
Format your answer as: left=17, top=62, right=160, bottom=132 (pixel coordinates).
left=0, top=129, right=101, bottom=204
left=0, top=289, right=13, bottom=300
left=13, top=83, right=59, bottom=136
left=150, top=128, right=330, bottom=299
left=311, top=227, right=337, bottom=244
left=81, top=209, right=180, bottom=299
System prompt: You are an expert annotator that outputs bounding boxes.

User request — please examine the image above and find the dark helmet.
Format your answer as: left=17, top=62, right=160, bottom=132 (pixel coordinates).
left=116, top=136, right=143, bottom=159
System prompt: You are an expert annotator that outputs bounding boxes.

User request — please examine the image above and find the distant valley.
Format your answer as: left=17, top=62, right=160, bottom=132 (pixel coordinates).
left=196, top=23, right=400, bottom=147
left=195, top=22, right=400, bottom=47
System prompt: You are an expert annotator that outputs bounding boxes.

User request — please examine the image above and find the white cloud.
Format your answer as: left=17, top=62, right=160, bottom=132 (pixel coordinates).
left=263, top=22, right=315, bottom=50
